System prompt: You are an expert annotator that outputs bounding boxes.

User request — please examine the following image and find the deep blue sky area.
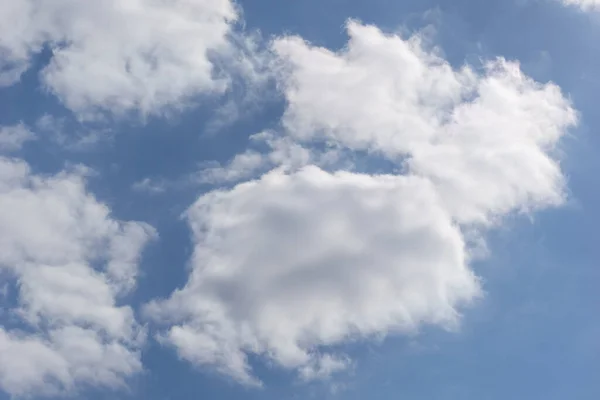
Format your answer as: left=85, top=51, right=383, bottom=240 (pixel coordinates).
left=0, top=1, right=599, bottom=399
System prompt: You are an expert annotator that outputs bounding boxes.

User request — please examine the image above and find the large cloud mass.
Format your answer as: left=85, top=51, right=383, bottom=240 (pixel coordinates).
left=0, top=156, right=155, bottom=396
left=147, top=22, right=576, bottom=385
left=147, top=167, right=480, bottom=384
left=0, top=0, right=237, bottom=117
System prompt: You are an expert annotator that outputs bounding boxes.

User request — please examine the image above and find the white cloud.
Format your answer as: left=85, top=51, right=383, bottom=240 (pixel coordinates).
left=197, top=151, right=266, bottom=184
left=195, top=131, right=346, bottom=186
left=250, top=131, right=346, bottom=172
left=0, top=156, right=155, bottom=397
left=562, top=0, right=600, bottom=10
left=147, top=167, right=480, bottom=385
left=0, top=123, right=35, bottom=152
left=35, top=114, right=113, bottom=151
left=273, top=21, right=576, bottom=225
left=0, top=0, right=238, bottom=118
left=131, top=177, right=167, bottom=194
left=148, top=21, right=576, bottom=386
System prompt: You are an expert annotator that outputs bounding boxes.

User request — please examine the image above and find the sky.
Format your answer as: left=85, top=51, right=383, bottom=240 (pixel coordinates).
left=0, top=0, right=599, bottom=399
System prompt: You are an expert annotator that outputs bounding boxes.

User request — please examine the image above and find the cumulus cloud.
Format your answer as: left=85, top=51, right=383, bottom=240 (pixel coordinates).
left=147, top=167, right=480, bottom=384
left=274, top=21, right=576, bottom=225
left=0, top=156, right=155, bottom=397
left=147, top=21, right=576, bottom=386
left=0, top=0, right=238, bottom=118
left=0, top=123, right=35, bottom=152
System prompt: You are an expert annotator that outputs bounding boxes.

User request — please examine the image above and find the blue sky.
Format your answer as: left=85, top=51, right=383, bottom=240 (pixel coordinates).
left=0, top=0, right=599, bottom=399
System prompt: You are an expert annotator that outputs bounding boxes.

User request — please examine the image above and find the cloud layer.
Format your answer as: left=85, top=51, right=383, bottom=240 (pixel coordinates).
left=147, top=21, right=576, bottom=385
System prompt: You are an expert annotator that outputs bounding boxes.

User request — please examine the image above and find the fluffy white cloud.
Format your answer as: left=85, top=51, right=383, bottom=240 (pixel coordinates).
left=147, top=167, right=480, bottom=384
left=273, top=21, right=576, bottom=225
left=148, top=21, right=576, bottom=386
left=0, top=156, right=155, bottom=397
left=0, top=123, right=35, bottom=151
left=0, top=0, right=238, bottom=117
